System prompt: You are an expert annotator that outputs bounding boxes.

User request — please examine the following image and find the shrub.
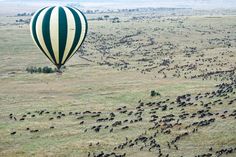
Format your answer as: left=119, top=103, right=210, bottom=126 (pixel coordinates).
left=150, top=90, right=161, bottom=97
left=42, top=66, right=54, bottom=73
left=151, top=90, right=156, bottom=97
left=26, top=66, right=57, bottom=74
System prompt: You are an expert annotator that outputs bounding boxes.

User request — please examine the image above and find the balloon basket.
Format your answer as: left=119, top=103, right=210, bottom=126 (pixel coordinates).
left=56, top=69, right=63, bottom=75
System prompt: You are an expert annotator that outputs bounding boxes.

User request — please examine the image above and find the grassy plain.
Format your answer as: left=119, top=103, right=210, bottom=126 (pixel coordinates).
left=0, top=8, right=236, bottom=157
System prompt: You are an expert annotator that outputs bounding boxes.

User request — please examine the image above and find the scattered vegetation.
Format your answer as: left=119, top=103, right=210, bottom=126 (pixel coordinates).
left=16, top=12, right=34, bottom=16
left=16, top=19, right=30, bottom=24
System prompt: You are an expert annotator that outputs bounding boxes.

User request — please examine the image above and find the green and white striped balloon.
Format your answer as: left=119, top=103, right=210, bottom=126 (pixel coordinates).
left=30, top=6, right=88, bottom=69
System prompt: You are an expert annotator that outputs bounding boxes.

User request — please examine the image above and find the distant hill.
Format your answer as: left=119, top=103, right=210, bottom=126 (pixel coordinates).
left=0, top=0, right=235, bottom=15
left=1, top=0, right=236, bottom=9
left=77, top=0, right=236, bottom=9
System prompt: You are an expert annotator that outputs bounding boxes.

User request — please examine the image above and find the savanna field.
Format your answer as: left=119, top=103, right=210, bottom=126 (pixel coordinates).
left=0, top=7, right=236, bottom=157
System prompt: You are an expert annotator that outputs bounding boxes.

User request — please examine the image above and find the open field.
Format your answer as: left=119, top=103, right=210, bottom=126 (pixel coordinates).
left=0, top=8, right=236, bottom=157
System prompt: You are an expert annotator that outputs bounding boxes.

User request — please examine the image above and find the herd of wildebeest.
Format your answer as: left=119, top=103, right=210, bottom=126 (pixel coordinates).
left=8, top=76, right=236, bottom=157
left=4, top=9, right=236, bottom=157
left=80, top=15, right=236, bottom=82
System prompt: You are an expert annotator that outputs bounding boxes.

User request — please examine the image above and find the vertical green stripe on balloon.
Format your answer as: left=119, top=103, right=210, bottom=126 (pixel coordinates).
left=58, top=7, right=68, bottom=66
left=66, top=8, right=87, bottom=62
left=31, top=7, right=54, bottom=63
left=76, top=8, right=88, bottom=43
left=62, top=7, right=82, bottom=65
left=42, top=7, right=57, bottom=65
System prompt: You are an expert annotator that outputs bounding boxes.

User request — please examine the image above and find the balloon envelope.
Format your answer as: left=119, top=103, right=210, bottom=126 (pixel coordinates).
left=30, top=6, right=88, bottom=69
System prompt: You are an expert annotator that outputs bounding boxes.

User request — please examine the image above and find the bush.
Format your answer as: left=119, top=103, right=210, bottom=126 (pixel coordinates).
left=150, top=90, right=161, bottom=97
left=42, top=66, right=54, bottom=73
left=26, top=66, right=57, bottom=74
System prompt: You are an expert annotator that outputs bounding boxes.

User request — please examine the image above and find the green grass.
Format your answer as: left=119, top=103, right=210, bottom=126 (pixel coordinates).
left=0, top=10, right=236, bottom=157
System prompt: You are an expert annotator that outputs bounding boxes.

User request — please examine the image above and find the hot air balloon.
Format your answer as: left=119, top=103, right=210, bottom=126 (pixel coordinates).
left=30, top=6, right=88, bottom=71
